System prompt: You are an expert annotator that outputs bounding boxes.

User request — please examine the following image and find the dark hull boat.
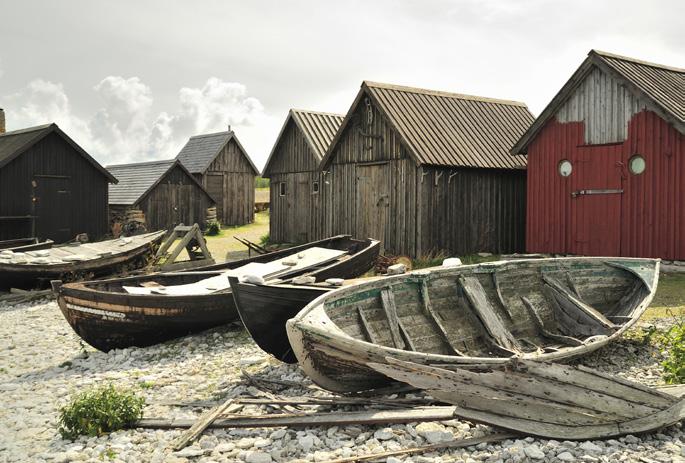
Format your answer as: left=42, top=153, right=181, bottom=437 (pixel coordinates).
left=56, top=235, right=379, bottom=352
left=229, top=237, right=379, bottom=363
left=286, top=257, right=660, bottom=393
left=0, top=231, right=165, bottom=290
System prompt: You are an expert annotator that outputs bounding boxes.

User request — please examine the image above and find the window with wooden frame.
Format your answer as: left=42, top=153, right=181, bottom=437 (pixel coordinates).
left=312, top=181, right=320, bottom=194
left=279, top=182, right=286, bottom=196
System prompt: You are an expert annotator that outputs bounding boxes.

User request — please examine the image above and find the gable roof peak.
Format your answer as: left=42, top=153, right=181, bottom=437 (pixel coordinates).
left=590, top=49, right=685, bottom=73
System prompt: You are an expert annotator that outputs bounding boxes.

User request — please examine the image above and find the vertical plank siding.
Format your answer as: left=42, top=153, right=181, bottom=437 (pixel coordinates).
left=0, top=132, right=109, bottom=242
left=203, top=138, right=255, bottom=226
left=138, top=165, right=214, bottom=232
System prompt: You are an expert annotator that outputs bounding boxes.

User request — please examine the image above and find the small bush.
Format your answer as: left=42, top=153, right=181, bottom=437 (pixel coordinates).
left=205, top=220, right=221, bottom=236
left=259, top=233, right=270, bottom=246
left=659, top=322, right=685, bottom=384
left=58, top=385, right=145, bottom=440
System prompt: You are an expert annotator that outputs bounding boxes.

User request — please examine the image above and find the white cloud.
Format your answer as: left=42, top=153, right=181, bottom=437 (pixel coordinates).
left=0, top=76, right=268, bottom=167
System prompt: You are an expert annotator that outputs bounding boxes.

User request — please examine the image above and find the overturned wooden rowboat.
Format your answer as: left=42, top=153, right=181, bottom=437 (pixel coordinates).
left=286, top=257, right=659, bottom=393
left=0, top=231, right=166, bottom=290
left=56, top=235, right=379, bottom=352
left=369, top=357, right=685, bottom=440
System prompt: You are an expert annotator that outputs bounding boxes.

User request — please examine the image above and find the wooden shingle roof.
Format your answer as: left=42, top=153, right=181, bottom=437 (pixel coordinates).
left=321, top=81, right=534, bottom=169
left=262, top=109, right=344, bottom=175
left=176, top=130, right=258, bottom=175
left=107, top=159, right=212, bottom=205
left=0, top=123, right=116, bottom=182
left=512, top=50, right=685, bottom=154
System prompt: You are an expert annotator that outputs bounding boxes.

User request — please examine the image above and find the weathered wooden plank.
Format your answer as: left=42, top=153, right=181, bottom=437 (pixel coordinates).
left=137, top=406, right=460, bottom=429
left=357, top=307, right=381, bottom=344
left=171, top=398, right=238, bottom=450
left=420, top=280, right=464, bottom=355
left=380, top=288, right=406, bottom=350
left=521, top=296, right=583, bottom=347
left=458, top=276, right=519, bottom=352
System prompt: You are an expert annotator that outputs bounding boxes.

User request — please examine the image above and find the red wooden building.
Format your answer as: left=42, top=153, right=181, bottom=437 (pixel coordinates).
left=512, top=50, right=685, bottom=260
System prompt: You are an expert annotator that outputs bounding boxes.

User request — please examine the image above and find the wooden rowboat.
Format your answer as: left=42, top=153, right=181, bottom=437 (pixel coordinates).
left=369, top=357, right=685, bottom=440
left=0, top=231, right=166, bottom=290
left=229, top=268, right=380, bottom=363
left=56, top=236, right=378, bottom=352
left=286, top=257, right=659, bottom=393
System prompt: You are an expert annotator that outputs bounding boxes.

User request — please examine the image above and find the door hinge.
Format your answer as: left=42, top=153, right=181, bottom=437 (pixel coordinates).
left=571, top=189, right=623, bottom=198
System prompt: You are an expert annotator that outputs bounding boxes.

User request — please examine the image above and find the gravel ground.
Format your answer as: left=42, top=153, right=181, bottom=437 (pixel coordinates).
left=1, top=299, right=684, bottom=463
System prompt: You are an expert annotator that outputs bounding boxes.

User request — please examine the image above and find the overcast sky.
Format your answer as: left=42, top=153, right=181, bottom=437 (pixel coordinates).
left=1, top=0, right=682, bottom=170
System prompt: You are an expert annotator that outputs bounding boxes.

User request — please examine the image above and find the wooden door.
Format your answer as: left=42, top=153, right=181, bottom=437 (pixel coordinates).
left=293, top=174, right=310, bottom=243
left=34, top=176, right=72, bottom=242
left=206, top=174, right=224, bottom=223
left=568, top=146, right=623, bottom=256
left=356, top=163, right=390, bottom=244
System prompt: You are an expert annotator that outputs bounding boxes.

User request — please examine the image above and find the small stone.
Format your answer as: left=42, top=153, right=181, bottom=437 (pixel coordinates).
left=174, top=447, right=205, bottom=457
left=442, top=257, right=463, bottom=267
left=579, top=441, right=602, bottom=453
left=215, top=443, right=236, bottom=453
left=239, top=356, right=264, bottom=366
left=253, top=438, right=271, bottom=448
left=298, top=435, right=315, bottom=452
left=236, top=437, right=257, bottom=449
left=387, top=458, right=403, bottom=463
left=245, top=451, right=273, bottom=463
left=523, top=445, right=545, bottom=459
left=623, top=434, right=639, bottom=444
left=373, top=428, right=395, bottom=441
left=558, top=451, right=575, bottom=461
left=269, top=429, right=287, bottom=440
left=387, top=264, right=406, bottom=275
left=415, top=422, right=453, bottom=444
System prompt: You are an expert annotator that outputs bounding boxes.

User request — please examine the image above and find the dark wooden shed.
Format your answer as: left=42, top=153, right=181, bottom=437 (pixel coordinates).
left=0, top=122, right=116, bottom=243
left=262, top=109, right=344, bottom=243
left=176, top=129, right=258, bottom=226
left=512, top=50, right=685, bottom=260
left=107, top=159, right=215, bottom=232
left=320, top=81, right=534, bottom=257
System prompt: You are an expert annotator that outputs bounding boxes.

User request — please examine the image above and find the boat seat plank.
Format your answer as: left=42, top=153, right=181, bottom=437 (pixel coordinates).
left=420, top=281, right=465, bottom=356
left=491, top=272, right=515, bottom=320
left=380, top=288, right=406, bottom=350
left=357, top=308, right=382, bottom=345
left=543, top=275, right=618, bottom=334
left=458, top=276, right=520, bottom=353
left=521, top=296, right=583, bottom=347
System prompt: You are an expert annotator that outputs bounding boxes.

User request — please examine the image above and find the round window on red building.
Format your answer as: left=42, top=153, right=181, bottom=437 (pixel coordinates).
left=558, top=159, right=572, bottom=177
left=629, top=155, right=646, bottom=175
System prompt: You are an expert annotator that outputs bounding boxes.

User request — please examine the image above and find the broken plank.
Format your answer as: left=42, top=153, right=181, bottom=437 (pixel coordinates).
left=170, top=398, right=239, bottom=450
left=458, top=275, right=519, bottom=352
left=136, top=406, right=459, bottom=429
left=380, top=288, right=405, bottom=349
left=521, top=296, right=583, bottom=346
left=357, top=308, right=381, bottom=344
left=319, top=433, right=516, bottom=463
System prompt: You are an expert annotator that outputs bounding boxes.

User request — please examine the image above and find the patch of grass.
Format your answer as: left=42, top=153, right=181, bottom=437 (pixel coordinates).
left=139, top=381, right=154, bottom=389
left=99, top=448, right=117, bottom=461
left=255, top=176, right=270, bottom=189
left=644, top=272, right=685, bottom=319
left=58, top=385, right=144, bottom=440
left=656, top=322, right=685, bottom=384
left=259, top=233, right=270, bottom=246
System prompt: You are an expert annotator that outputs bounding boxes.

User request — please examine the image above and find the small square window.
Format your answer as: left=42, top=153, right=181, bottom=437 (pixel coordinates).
left=279, top=182, right=286, bottom=196
left=312, top=181, right=320, bottom=194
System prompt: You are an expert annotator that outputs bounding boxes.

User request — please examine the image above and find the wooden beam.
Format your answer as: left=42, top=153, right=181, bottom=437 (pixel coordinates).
left=136, top=406, right=460, bottom=430
left=380, top=288, right=406, bottom=350
left=420, top=280, right=464, bottom=355
left=458, top=276, right=519, bottom=352
left=170, top=398, right=239, bottom=450
left=357, top=307, right=381, bottom=344
left=521, top=296, right=583, bottom=346
left=542, top=275, right=617, bottom=334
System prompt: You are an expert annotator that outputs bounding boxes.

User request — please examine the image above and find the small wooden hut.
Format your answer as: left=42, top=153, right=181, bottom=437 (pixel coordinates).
left=262, top=109, right=344, bottom=243
left=320, top=81, right=535, bottom=257
left=0, top=120, right=116, bottom=243
left=176, top=129, right=258, bottom=226
left=107, top=159, right=215, bottom=232
left=512, top=50, right=685, bottom=260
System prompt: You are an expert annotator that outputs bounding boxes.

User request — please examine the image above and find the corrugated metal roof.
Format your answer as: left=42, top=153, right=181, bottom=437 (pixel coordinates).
left=107, top=159, right=176, bottom=205
left=175, top=130, right=258, bottom=175
left=291, top=110, right=344, bottom=160
left=322, top=82, right=534, bottom=169
left=512, top=50, right=685, bottom=154
left=595, top=50, right=685, bottom=123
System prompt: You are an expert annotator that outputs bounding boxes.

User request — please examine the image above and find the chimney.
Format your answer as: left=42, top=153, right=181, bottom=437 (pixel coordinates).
left=0, top=108, right=5, bottom=134
left=227, top=124, right=231, bottom=133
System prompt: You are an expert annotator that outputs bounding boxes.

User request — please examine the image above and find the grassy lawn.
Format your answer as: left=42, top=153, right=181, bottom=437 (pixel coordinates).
left=644, top=272, right=685, bottom=319
left=204, top=210, right=270, bottom=262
